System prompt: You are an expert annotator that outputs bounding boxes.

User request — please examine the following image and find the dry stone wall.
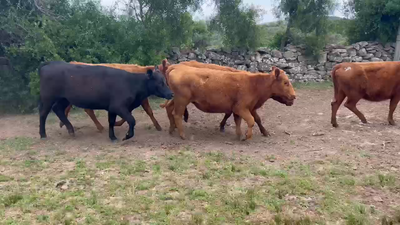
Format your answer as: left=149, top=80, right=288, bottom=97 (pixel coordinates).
left=167, top=41, right=396, bottom=82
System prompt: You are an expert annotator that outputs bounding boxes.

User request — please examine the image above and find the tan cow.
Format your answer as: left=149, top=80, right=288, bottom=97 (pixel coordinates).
left=165, top=64, right=296, bottom=140
left=331, top=62, right=400, bottom=127
left=62, top=60, right=169, bottom=131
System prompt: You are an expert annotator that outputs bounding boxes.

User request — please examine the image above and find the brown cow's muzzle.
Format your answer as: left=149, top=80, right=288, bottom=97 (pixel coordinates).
left=286, top=95, right=296, bottom=106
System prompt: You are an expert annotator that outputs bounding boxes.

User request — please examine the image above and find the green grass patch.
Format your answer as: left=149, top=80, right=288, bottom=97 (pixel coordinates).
left=0, top=137, right=34, bottom=151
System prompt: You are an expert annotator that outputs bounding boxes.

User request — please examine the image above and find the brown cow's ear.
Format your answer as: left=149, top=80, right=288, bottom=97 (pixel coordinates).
left=273, top=68, right=280, bottom=79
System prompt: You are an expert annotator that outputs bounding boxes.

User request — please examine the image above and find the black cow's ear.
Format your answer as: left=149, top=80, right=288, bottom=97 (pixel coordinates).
left=147, top=69, right=154, bottom=78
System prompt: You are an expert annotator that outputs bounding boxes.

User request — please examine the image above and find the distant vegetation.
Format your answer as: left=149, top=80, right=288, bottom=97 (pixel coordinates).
left=0, top=0, right=399, bottom=113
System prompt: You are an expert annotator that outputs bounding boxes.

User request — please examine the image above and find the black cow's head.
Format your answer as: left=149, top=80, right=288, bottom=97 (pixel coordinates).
left=147, top=66, right=174, bottom=100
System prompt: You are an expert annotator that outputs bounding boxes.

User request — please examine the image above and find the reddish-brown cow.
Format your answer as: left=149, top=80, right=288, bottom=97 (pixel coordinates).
left=62, top=60, right=169, bottom=131
left=331, top=62, right=400, bottom=127
left=161, top=60, right=243, bottom=131
left=165, top=64, right=296, bottom=141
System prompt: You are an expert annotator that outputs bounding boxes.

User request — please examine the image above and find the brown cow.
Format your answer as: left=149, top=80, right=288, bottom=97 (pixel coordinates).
left=165, top=64, right=296, bottom=140
left=161, top=60, right=244, bottom=131
left=331, top=62, right=400, bottom=127
left=61, top=60, right=170, bottom=132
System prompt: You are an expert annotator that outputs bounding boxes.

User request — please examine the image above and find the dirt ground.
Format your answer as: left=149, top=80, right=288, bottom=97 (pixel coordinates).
left=1, top=85, right=400, bottom=224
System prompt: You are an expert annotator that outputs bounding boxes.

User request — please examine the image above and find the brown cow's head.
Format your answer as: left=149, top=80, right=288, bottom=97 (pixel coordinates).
left=270, top=67, right=296, bottom=106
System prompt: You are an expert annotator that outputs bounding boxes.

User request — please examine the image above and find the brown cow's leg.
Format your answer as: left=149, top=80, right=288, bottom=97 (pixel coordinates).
left=114, top=117, right=126, bottom=126
left=60, top=104, right=73, bottom=128
left=251, top=110, right=270, bottom=136
left=140, top=99, right=162, bottom=131
left=235, top=109, right=255, bottom=141
left=173, top=98, right=190, bottom=140
left=388, top=96, right=400, bottom=125
left=344, top=97, right=367, bottom=124
left=166, top=100, right=176, bottom=134
left=219, top=113, right=232, bottom=132
left=85, top=109, right=104, bottom=132
left=233, top=114, right=242, bottom=140
left=331, top=91, right=346, bottom=127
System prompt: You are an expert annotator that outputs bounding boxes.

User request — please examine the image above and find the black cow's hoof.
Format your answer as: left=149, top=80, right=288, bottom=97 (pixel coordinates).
left=40, top=137, right=47, bottom=140
left=111, top=139, right=118, bottom=143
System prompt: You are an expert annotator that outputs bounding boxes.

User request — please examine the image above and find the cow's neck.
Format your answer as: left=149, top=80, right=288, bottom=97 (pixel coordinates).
left=252, top=74, right=275, bottom=103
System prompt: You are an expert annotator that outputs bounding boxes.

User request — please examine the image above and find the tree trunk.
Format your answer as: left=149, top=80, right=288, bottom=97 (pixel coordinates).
left=394, top=23, right=400, bottom=61
left=281, top=16, right=292, bottom=51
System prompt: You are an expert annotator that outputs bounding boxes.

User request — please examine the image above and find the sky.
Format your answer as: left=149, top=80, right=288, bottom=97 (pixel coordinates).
left=100, top=0, right=344, bottom=24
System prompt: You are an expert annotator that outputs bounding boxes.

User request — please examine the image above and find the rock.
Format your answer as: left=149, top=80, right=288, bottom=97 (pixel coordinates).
left=256, top=47, right=270, bottom=54
left=188, top=52, right=196, bottom=59
left=371, top=58, right=383, bottom=62
left=353, top=43, right=361, bottom=51
left=342, top=57, right=352, bottom=62
left=374, top=51, right=382, bottom=58
left=332, top=49, right=347, bottom=54
left=318, top=52, right=327, bottom=64
left=358, top=48, right=367, bottom=57
left=248, top=62, right=258, bottom=72
left=363, top=54, right=374, bottom=59
left=283, top=51, right=297, bottom=60
left=208, top=52, right=221, bottom=61
left=258, top=63, right=269, bottom=72
left=172, top=47, right=180, bottom=54
left=237, top=65, right=247, bottom=71
left=359, top=41, right=369, bottom=47
left=328, top=54, right=343, bottom=63
left=348, top=49, right=357, bottom=57
left=353, top=56, right=363, bottom=62
left=234, top=60, right=245, bottom=65
left=255, top=52, right=262, bottom=63
left=276, top=62, right=289, bottom=69
left=271, top=50, right=283, bottom=58
left=263, top=54, right=272, bottom=59
left=250, top=55, right=256, bottom=62
left=298, top=55, right=306, bottom=62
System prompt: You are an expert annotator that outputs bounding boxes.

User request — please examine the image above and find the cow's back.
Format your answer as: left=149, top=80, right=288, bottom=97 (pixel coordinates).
left=334, top=62, right=400, bottom=101
left=180, top=61, right=239, bottom=72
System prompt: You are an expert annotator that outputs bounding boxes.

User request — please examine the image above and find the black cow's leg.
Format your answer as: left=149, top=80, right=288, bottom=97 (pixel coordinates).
left=108, top=112, right=117, bottom=142
left=52, top=99, right=75, bottom=136
left=39, top=99, right=56, bottom=139
left=118, top=110, right=136, bottom=141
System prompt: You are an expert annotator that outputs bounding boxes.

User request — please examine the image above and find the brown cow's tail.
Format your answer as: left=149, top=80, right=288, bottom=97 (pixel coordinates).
left=331, top=64, right=341, bottom=102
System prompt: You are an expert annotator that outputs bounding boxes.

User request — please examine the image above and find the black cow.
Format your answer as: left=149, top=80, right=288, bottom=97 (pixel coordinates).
left=38, top=61, right=173, bottom=141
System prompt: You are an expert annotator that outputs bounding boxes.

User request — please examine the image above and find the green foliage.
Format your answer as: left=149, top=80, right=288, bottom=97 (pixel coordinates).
left=212, top=0, right=261, bottom=49
left=275, top=0, right=336, bottom=57
left=344, top=0, right=400, bottom=44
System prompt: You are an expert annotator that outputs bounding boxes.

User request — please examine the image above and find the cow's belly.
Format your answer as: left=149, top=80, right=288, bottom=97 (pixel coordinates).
left=192, top=101, right=232, bottom=113
left=363, top=90, right=392, bottom=102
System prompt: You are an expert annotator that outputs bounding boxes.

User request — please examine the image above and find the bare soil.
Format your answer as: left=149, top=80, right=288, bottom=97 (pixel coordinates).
left=0, top=86, right=400, bottom=224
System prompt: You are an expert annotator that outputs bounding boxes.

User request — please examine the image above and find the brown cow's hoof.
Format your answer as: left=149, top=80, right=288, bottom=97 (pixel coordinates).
left=155, top=125, right=162, bottom=131
left=179, top=134, right=186, bottom=140
left=332, top=123, right=338, bottom=128
left=389, top=120, right=396, bottom=126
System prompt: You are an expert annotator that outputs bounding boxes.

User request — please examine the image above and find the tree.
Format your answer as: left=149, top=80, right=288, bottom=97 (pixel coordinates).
left=211, top=0, right=262, bottom=49
left=344, top=0, right=400, bottom=60
left=275, top=0, right=336, bottom=51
